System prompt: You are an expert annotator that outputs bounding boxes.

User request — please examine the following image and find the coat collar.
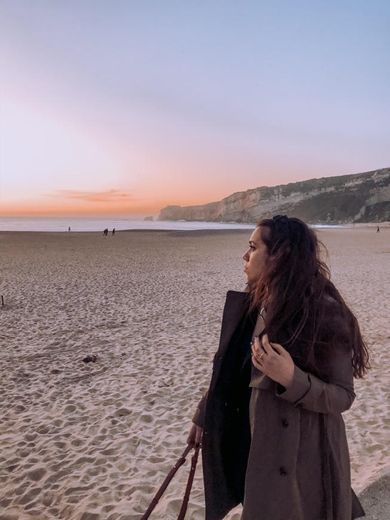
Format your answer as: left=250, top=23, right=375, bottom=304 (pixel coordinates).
left=217, top=290, right=251, bottom=359
left=208, top=289, right=253, bottom=395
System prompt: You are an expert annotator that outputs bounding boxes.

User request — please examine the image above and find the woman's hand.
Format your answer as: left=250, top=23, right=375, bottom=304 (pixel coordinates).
left=187, top=422, right=203, bottom=448
left=251, top=334, right=295, bottom=388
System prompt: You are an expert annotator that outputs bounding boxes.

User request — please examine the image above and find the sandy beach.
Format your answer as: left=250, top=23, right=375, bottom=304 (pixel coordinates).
left=0, top=227, right=389, bottom=519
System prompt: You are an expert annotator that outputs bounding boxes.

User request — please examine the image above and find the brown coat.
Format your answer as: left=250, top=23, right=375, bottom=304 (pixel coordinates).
left=192, top=290, right=365, bottom=520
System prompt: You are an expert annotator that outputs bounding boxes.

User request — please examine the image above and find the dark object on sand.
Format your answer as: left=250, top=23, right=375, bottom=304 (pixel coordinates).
left=82, top=354, right=97, bottom=363
left=141, top=443, right=200, bottom=520
left=1, top=295, right=4, bottom=306
left=103, top=228, right=108, bottom=236
left=112, top=228, right=116, bottom=235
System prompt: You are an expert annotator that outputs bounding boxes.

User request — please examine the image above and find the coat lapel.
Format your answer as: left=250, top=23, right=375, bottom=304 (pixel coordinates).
left=218, top=290, right=251, bottom=357
left=209, top=290, right=251, bottom=392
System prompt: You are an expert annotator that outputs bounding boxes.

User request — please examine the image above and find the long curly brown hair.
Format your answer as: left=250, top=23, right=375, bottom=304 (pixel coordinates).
left=247, top=215, right=370, bottom=379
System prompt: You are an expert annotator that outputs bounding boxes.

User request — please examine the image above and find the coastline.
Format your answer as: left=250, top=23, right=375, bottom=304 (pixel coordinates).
left=0, top=219, right=389, bottom=234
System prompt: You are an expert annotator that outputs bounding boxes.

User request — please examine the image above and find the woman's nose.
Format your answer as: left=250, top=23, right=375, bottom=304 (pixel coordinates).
left=243, top=251, right=249, bottom=261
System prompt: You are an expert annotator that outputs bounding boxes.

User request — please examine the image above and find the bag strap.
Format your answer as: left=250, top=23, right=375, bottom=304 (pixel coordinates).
left=177, top=443, right=201, bottom=519
left=141, top=443, right=200, bottom=520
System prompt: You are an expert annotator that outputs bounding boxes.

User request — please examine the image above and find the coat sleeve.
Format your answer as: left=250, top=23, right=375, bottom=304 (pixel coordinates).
left=191, top=390, right=208, bottom=427
left=275, top=311, right=356, bottom=414
left=274, top=350, right=355, bottom=414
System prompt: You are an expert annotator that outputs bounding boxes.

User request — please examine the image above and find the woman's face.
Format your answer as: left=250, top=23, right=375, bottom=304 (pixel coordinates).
left=243, top=226, right=269, bottom=286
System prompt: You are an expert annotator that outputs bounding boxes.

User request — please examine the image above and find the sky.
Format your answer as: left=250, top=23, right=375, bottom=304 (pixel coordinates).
left=0, top=0, right=389, bottom=217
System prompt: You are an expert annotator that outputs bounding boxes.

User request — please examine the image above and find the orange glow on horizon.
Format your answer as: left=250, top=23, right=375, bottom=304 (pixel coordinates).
left=0, top=192, right=227, bottom=218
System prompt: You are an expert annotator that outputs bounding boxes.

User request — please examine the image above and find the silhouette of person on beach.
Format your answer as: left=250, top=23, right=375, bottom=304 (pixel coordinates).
left=112, top=228, right=116, bottom=236
left=68, top=226, right=71, bottom=232
left=103, top=228, right=108, bottom=236
left=376, top=226, right=380, bottom=233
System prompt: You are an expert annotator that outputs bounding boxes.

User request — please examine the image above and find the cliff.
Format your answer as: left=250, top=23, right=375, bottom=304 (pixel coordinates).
left=158, top=167, right=390, bottom=224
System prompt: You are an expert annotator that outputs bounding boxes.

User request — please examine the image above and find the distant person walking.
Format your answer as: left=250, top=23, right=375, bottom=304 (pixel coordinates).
left=103, top=228, right=108, bottom=236
left=376, top=225, right=380, bottom=233
left=68, top=226, right=71, bottom=232
left=112, top=228, right=116, bottom=236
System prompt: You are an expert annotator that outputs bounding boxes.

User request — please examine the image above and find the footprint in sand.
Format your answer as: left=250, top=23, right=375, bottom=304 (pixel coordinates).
left=18, top=486, right=41, bottom=505
left=115, top=407, right=131, bottom=417
left=140, top=413, right=153, bottom=424
left=26, top=467, right=46, bottom=481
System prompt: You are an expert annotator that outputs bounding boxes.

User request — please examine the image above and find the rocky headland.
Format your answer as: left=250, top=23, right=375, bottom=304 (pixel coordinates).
left=159, top=167, right=390, bottom=224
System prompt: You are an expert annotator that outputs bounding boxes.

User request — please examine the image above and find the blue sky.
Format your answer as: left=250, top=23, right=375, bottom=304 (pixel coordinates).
left=0, top=0, right=389, bottom=216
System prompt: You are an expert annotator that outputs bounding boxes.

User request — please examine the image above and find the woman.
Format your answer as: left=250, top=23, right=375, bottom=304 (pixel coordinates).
left=188, top=215, right=369, bottom=520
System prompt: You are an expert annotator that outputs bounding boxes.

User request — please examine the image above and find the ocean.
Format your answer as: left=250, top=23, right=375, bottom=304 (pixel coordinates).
left=0, top=217, right=256, bottom=232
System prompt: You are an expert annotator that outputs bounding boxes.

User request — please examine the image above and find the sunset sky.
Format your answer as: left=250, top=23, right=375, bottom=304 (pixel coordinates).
left=1, top=1, right=389, bottom=217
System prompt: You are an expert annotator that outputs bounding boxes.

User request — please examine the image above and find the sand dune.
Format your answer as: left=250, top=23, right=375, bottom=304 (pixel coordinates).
left=0, top=227, right=389, bottom=519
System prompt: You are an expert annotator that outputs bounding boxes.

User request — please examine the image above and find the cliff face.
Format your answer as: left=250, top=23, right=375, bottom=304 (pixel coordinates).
left=159, top=167, right=390, bottom=224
